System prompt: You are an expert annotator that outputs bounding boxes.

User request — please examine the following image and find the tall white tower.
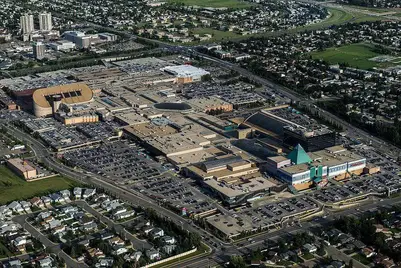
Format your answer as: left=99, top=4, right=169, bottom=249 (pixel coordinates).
left=20, top=14, right=34, bottom=34
left=39, top=13, right=52, bottom=31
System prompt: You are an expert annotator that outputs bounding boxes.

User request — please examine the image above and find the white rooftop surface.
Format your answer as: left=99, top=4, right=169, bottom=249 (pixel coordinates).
left=162, top=65, right=210, bottom=78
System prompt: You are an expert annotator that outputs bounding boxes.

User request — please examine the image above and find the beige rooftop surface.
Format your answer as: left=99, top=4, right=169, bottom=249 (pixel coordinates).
left=33, top=83, right=93, bottom=108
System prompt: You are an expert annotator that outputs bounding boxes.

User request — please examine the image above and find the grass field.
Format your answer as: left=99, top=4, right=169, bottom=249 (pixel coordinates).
left=168, top=0, right=252, bottom=8
left=352, top=253, right=372, bottom=265
left=191, top=27, right=240, bottom=42
left=0, top=165, right=82, bottom=205
left=310, top=43, right=399, bottom=70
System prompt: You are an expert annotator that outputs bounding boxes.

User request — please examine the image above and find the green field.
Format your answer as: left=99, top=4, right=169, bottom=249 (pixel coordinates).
left=191, top=27, right=240, bottom=42
left=310, top=43, right=399, bottom=70
left=352, top=253, right=372, bottom=265
left=168, top=0, right=252, bottom=8
left=0, top=166, right=82, bottom=205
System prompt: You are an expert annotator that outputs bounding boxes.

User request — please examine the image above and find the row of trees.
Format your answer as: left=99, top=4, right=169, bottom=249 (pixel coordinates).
left=334, top=205, right=401, bottom=263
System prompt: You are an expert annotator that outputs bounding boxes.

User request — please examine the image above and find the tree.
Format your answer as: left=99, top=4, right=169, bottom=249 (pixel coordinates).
left=348, top=259, right=353, bottom=268
left=228, top=256, right=246, bottom=268
left=317, top=244, right=325, bottom=256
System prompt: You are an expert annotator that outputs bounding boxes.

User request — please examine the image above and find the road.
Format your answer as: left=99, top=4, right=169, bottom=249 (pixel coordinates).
left=188, top=51, right=401, bottom=159
left=12, top=215, right=88, bottom=268
left=3, top=122, right=232, bottom=266
left=50, top=0, right=401, bottom=159
left=74, top=200, right=153, bottom=250
left=3, top=10, right=401, bottom=266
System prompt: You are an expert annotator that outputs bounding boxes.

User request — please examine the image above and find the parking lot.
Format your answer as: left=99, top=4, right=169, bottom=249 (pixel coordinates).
left=182, top=81, right=265, bottom=107
left=242, top=196, right=318, bottom=225
left=76, top=121, right=121, bottom=140
left=63, top=141, right=163, bottom=184
left=132, top=173, right=218, bottom=216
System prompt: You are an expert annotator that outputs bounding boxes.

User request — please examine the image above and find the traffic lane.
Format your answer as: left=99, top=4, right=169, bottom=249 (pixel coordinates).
left=74, top=201, right=153, bottom=250
left=12, top=215, right=88, bottom=268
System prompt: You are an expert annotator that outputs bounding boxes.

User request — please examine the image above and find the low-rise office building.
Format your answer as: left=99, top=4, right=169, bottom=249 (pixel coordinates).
left=7, top=158, right=37, bottom=180
left=276, top=145, right=366, bottom=190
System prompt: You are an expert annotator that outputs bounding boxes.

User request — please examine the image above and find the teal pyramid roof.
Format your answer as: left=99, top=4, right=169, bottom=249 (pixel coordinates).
left=288, top=144, right=312, bottom=165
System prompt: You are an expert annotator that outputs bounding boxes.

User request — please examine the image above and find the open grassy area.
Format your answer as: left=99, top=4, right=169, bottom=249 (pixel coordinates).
left=0, top=165, right=82, bottom=205
left=191, top=28, right=240, bottom=42
left=299, top=7, right=382, bottom=31
left=352, top=253, right=372, bottom=265
left=0, top=240, right=11, bottom=258
left=310, top=42, right=400, bottom=70
left=168, top=0, right=252, bottom=8
left=186, top=7, right=382, bottom=45
left=301, top=252, right=315, bottom=260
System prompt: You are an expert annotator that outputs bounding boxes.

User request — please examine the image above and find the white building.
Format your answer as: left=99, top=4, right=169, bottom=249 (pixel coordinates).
left=161, top=65, right=210, bottom=82
left=39, top=13, right=52, bottom=31
left=49, top=40, right=75, bottom=51
left=20, top=14, right=34, bottom=35
left=33, top=42, right=45, bottom=60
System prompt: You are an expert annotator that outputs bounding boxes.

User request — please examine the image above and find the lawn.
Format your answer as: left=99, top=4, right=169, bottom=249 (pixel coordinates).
left=0, top=165, right=82, bottom=205
left=0, top=240, right=11, bottom=258
left=352, top=253, right=372, bottom=265
left=310, top=43, right=399, bottom=70
left=191, top=28, right=240, bottom=42
left=301, top=252, right=315, bottom=260
left=168, top=0, right=252, bottom=8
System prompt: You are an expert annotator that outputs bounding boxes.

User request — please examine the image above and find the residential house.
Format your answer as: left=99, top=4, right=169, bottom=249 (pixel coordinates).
left=73, top=187, right=82, bottom=199
left=95, top=258, right=114, bottom=267
left=114, top=210, right=134, bottom=221
left=0, top=206, right=12, bottom=217
left=150, top=228, right=164, bottom=238
left=101, top=200, right=122, bottom=212
left=113, top=245, right=128, bottom=255
left=146, top=249, right=161, bottom=261
left=20, top=201, right=31, bottom=211
left=1, top=223, right=20, bottom=234
left=48, top=219, right=62, bottom=230
left=108, top=237, right=125, bottom=247
left=8, top=201, right=23, bottom=213
left=49, top=193, right=62, bottom=203
left=7, top=259, right=22, bottom=268
left=59, top=190, right=70, bottom=198
left=53, top=225, right=66, bottom=235
left=100, top=232, right=114, bottom=241
left=87, top=248, right=105, bottom=258
left=361, top=247, right=376, bottom=258
left=61, top=206, right=78, bottom=214
left=112, top=206, right=127, bottom=216
left=13, top=236, right=27, bottom=247
left=83, top=188, right=96, bottom=199
left=162, top=244, right=176, bottom=254
left=37, top=256, right=53, bottom=267
left=142, top=226, right=154, bottom=235
left=124, top=251, right=142, bottom=262
left=161, top=236, right=176, bottom=245
left=41, top=196, right=51, bottom=206
left=80, top=222, right=97, bottom=232
left=30, top=197, right=44, bottom=208
left=303, top=243, right=317, bottom=253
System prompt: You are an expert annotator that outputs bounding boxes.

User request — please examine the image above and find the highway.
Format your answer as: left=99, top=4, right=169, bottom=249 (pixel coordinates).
left=188, top=51, right=401, bottom=159
left=3, top=122, right=236, bottom=266
left=3, top=11, right=401, bottom=267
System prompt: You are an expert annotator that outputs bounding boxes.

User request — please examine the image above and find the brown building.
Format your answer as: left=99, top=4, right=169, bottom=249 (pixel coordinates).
left=7, top=158, right=37, bottom=180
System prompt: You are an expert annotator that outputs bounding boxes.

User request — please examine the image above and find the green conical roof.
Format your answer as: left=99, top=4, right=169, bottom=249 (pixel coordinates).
left=288, top=144, right=312, bottom=165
